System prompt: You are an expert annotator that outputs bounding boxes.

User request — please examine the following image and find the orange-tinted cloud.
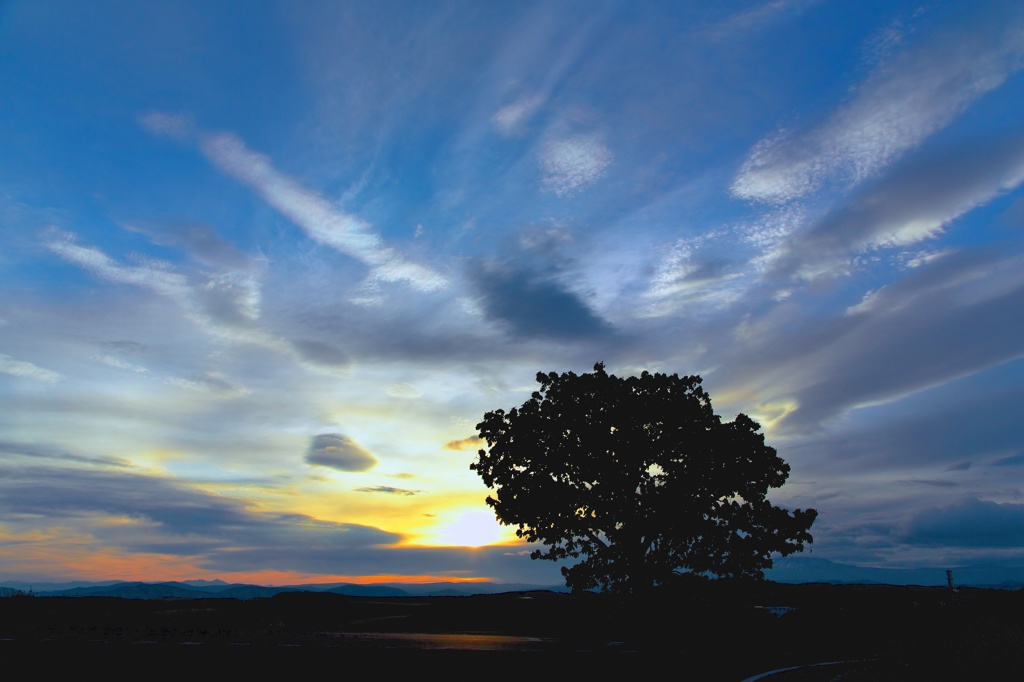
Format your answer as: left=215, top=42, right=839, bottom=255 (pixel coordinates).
left=444, top=435, right=483, bottom=451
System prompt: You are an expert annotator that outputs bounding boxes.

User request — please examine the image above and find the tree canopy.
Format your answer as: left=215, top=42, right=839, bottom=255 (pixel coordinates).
left=471, top=363, right=817, bottom=593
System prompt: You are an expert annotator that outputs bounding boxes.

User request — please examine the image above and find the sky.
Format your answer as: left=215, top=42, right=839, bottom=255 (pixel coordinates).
left=2, top=0, right=1024, bottom=586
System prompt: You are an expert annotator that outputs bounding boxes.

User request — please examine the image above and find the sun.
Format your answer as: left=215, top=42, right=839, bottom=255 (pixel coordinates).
left=432, top=510, right=512, bottom=547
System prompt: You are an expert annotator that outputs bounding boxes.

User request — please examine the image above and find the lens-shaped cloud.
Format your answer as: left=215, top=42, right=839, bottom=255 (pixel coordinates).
left=306, top=433, right=378, bottom=472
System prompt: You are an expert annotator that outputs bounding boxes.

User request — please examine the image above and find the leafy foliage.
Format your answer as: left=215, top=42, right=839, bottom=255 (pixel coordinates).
left=471, top=363, right=817, bottom=592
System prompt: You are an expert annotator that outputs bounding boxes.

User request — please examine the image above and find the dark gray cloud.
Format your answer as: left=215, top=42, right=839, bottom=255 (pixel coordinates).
left=896, top=479, right=959, bottom=488
left=291, top=339, right=351, bottom=368
left=782, top=359, right=1024, bottom=471
left=0, top=463, right=563, bottom=582
left=0, top=440, right=134, bottom=469
left=0, top=465, right=402, bottom=555
left=469, top=261, right=612, bottom=340
left=0, top=466, right=256, bottom=537
left=745, top=246, right=1024, bottom=433
left=144, top=223, right=253, bottom=270
left=101, top=340, right=148, bottom=355
left=354, top=486, right=422, bottom=496
left=306, top=433, right=377, bottom=472
left=118, top=219, right=249, bottom=271
left=193, top=272, right=261, bottom=328
left=903, top=499, right=1024, bottom=548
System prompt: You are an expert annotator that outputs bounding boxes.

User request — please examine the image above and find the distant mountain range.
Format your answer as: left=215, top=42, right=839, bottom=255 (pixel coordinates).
left=3, top=558, right=1021, bottom=599
left=764, top=556, right=1024, bottom=589
left=0, top=579, right=570, bottom=599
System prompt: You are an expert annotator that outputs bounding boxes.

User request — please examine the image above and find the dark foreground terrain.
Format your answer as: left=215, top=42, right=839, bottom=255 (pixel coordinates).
left=1, top=582, right=1021, bottom=679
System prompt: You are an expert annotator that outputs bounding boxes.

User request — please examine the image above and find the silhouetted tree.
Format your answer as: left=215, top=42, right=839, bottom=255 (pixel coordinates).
left=471, top=363, right=817, bottom=593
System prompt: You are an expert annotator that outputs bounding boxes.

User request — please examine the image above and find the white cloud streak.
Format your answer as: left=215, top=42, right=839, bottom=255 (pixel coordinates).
left=199, top=132, right=447, bottom=293
left=732, top=14, right=1024, bottom=203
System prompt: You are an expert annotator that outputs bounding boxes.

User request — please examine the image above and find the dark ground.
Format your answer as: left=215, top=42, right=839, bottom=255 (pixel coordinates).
left=1, top=582, right=1021, bottom=679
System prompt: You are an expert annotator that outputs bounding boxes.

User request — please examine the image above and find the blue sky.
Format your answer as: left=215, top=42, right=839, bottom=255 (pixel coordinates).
left=2, top=0, right=1024, bottom=584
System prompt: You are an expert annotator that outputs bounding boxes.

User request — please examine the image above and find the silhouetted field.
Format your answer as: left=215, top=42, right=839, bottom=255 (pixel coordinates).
left=1, top=583, right=1021, bottom=679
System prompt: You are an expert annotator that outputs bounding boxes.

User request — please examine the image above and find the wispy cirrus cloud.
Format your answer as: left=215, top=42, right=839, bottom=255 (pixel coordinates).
left=731, top=12, right=1024, bottom=203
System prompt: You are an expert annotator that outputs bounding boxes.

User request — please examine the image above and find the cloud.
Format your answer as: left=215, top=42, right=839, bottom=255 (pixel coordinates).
left=0, top=464, right=558, bottom=581
left=291, top=340, right=351, bottom=369
left=769, top=135, right=1024, bottom=280
left=306, top=433, right=377, bottom=472
left=903, top=498, right=1024, bottom=547
left=131, top=222, right=254, bottom=271
left=782, top=362, right=1024, bottom=473
left=167, top=372, right=249, bottom=399
left=493, top=94, right=544, bottom=136
left=354, top=486, right=422, bottom=496
left=0, top=440, right=134, bottom=469
left=469, top=261, right=612, bottom=340
left=444, top=435, right=483, bottom=451
left=731, top=246, right=1024, bottom=433
left=92, top=354, right=150, bottom=374
left=710, top=0, right=819, bottom=38
left=993, top=452, right=1024, bottom=467
left=539, top=134, right=612, bottom=196
left=138, top=111, right=194, bottom=139
left=46, top=231, right=355, bottom=372
left=731, top=11, right=1024, bottom=203
left=197, top=131, right=447, bottom=293
left=642, top=232, right=747, bottom=316
left=46, top=230, right=266, bottom=336
left=0, top=465, right=256, bottom=537
left=0, top=354, right=61, bottom=383
left=386, top=383, right=422, bottom=399
left=48, top=231, right=190, bottom=300
left=0, top=465, right=403, bottom=560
